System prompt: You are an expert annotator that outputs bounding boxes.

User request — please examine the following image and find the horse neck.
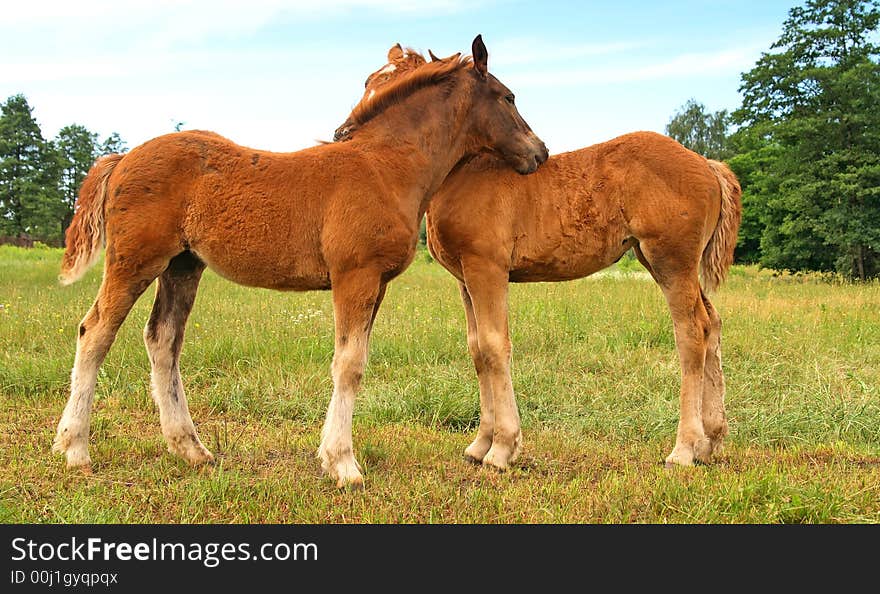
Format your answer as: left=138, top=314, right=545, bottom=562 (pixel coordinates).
left=354, top=80, right=477, bottom=212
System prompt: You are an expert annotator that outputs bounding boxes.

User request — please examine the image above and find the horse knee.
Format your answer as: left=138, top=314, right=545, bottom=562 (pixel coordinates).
left=338, top=366, right=364, bottom=389
left=143, top=320, right=176, bottom=367
left=331, top=345, right=367, bottom=390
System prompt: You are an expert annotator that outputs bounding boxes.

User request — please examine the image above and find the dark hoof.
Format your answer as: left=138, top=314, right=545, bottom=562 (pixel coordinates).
left=464, top=453, right=483, bottom=466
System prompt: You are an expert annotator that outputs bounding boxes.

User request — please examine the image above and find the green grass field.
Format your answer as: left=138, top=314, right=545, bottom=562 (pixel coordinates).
left=1, top=245, right=878, bottom=523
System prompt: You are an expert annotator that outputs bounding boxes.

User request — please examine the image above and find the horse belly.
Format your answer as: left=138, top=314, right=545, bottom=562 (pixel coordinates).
left=509, top=224, right=631, bottom=282
left=509, top=253, right=610, bottom=282
left=188, top=217, right=330, bottom=291
left=193, top=240, right=330, bottom=290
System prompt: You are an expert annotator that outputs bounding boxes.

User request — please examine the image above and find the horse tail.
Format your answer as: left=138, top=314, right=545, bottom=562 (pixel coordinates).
left=59, top=154, right=124, bottom=286
left=700, top=159, right=742, bottom=293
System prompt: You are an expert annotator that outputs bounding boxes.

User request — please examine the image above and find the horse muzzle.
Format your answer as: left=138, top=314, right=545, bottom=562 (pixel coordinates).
left=511, top=138, right=549, bottom=175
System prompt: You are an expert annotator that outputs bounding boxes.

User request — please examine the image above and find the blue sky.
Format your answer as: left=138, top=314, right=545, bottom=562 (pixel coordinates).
left=1, top=0, right=801, bottom=155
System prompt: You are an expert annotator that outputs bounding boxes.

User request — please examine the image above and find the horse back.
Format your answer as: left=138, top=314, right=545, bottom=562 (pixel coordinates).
left=427, top=131, right=723, bottom=282
left=102, top=131, right=404, bottom=291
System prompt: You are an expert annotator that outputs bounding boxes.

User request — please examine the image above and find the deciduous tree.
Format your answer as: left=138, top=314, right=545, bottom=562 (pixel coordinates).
left=665, top=98, right=731, bottom=161
left=734, top=0, right=880, bottom=279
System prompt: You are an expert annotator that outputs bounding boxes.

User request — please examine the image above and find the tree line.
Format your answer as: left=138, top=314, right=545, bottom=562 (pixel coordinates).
left=2, top=0, right=878, bottom=279
left=666, top=0, right=879, bottom=280
left=0, top=94, right=127, bottom=244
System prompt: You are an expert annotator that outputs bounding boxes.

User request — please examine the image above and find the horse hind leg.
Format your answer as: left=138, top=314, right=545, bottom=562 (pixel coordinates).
left=662, top=276, right=713, bottom=467
left=700, top=290, right=728, bottom=455
left=637, top=239, right=716, bottom=467
left=143, top=251, right=213, bottom=466
left=53, top=264, right=160, bottom=469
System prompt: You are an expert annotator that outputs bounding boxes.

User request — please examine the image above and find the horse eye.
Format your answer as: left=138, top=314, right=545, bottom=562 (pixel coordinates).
left=505, top=94, right=515, bottom=104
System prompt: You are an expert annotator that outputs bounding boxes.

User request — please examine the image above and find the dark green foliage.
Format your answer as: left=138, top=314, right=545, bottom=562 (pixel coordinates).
left=100, top=132, right=128, bottom=156
left=0, top=94, right=128, bottom=244
left=726, top=128, right=784, bottom=263
left=733, top=0, right=880, bottom=279
left=0, top=94, right=60, bottom=239
left=665, top=98, right=732, bottom=160
left=55, top=124, right=98, bottom=240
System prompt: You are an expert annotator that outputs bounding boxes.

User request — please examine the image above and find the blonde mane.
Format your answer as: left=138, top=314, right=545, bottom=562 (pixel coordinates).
left=350, top=55, right=473, bottom=128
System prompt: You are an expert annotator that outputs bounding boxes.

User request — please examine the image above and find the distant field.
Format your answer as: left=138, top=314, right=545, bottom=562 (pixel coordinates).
left=1, top=245, right=878, bottom=523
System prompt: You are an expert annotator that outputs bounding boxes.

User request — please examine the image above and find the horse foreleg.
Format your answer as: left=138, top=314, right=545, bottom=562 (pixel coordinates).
left=461, top=260, right=521, bottom=470
left=144, top=252, right=213, bottom=466
left=318, top=268, right=385, bottom=489
left=459, top=282, right=496, bottom=463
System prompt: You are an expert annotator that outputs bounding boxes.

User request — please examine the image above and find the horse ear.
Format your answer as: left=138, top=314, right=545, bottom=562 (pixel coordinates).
left=428, top=49, right=440, bottom=62
left=388, top=43, right=404, bottom=61
left=472, top=34, right=488, bottom=77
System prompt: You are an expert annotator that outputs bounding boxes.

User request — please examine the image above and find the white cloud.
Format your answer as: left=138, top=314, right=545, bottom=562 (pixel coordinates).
left=1, top=1, right=482, bottom=65
left=2, top=0, right=474, bottom=28
left=506, top=45, right=764, bottom=88
left=489, top=37, right=647, bottom=68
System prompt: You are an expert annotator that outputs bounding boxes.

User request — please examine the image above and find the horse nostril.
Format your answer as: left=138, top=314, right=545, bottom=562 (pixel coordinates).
left=533, top=148, right=547, bottom=167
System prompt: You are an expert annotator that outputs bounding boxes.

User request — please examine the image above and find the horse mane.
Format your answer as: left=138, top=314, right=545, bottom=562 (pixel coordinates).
left=396, top=47, right=428, bottom=69
left=349, top=54, right=473, bottom=128
left=400, top=47, right=426, bottom=63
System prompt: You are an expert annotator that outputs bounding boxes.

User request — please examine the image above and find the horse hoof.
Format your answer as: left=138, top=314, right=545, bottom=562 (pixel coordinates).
left=693, top=438, right=713, bottom=464
left=482, top=447, right=511, bottom=471
left=463, top=439, right=491, bottom=464
left=337, top=476, right=364, bottom=491
left=464, top=453, right=483, bottom=465
left=189, top=450, right=215, bottom=466
left=63, top=448, right=92, bottom=471
left=664, top=453, right=694, bottom=468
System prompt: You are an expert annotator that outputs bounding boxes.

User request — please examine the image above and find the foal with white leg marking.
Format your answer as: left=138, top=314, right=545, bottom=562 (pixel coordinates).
left=53, top=35, right=548, bottom=488
left=337, top=46, right=742, bottom=471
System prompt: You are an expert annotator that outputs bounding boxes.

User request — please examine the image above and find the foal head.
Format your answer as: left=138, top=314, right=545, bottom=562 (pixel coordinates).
left=335, top=35, right=549, bottom=175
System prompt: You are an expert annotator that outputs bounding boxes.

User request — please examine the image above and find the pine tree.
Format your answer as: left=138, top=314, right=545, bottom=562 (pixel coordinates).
left=55, top=124, right=98, bottom=240
left=0, top=94, right=59, bottom=239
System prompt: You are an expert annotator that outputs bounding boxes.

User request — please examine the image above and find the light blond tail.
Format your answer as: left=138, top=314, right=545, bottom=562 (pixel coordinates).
left=700, top=159, right=743, bottom=293
left=58, top=154, right=124, bottom=286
